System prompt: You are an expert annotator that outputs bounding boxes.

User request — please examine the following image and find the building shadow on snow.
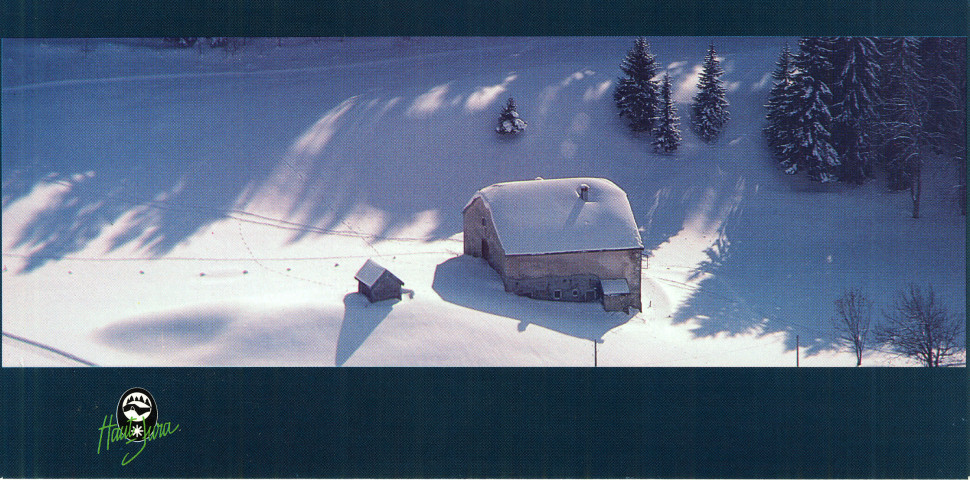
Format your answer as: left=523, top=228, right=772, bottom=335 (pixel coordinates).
left=432, top=255, right=633, bottom=342
left=95, top=309, right=232, bottom=353
left=335, top=292, right=396, bottom=366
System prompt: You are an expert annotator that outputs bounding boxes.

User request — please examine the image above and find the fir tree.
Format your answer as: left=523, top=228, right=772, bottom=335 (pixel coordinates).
left=930, top=38, right=967, bottom=214
left=919, top=37, right=966, bottom=208
left=779, top=38, right=840, bottom=181
left=875, top=37, right=924, bottom=191
left=872, top=37, right=964, bottom=218
left=495, top=97, right=527, bottom=134
left=797, top=37, right=838, bottom=89
left=653, top=73, right=682, bottom=153
left=690, top=43, right=730, bottom=142
left=829, top=37, right=881, bottom=184
left=764, top=43, right=796, bottom=162
left=878, top=37, right=922, bottom=104
left=614, top=37, right=661, bottom=133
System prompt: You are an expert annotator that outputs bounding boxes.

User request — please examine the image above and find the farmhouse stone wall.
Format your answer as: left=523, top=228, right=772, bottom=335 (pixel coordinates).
left=508, top=274, right=601, bottom=302
left=463, top=197, right=507, bottom=273
left=505, top=249, right=642, bottom=311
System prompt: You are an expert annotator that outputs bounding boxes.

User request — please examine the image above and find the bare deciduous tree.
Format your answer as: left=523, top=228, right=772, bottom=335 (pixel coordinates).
left=833, top=288, right=872, bottom=366
left=875, top=284, right=965, bottom=367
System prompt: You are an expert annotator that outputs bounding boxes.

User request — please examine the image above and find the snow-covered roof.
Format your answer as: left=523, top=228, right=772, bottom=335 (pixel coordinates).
left=601, top=279, right=630, bottom=296
left=354, top=258, right=401, bottom=287
left=465, top=177, right=643, bottom=255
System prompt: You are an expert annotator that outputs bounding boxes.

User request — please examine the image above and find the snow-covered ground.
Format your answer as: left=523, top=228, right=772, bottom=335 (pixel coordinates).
left=2, top=37, right=965, bottom=366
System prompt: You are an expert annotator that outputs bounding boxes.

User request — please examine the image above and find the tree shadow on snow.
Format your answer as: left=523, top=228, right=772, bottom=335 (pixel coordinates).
left=669, top=223, right=843, bottom=356
left=335, top=293, right=396, bottom=366
left=2, top=63, right=547, bottom=272
left=2, top=79, right=283, bottom=272
left=432, top=255, right=633, bottom=341
left=3, top=38, right=797, bottom=283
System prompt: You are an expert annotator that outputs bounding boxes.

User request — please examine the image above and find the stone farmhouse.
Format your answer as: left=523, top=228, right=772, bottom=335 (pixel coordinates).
left=463, top=177, right=643, bottom=312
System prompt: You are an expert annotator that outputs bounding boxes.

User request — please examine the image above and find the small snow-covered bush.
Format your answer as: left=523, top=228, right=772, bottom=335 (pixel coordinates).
left=207, top=37, right=244, bottom=53
left=496, top=98, right=527, bottom=134
left=163, top=38, right=199, bottom=48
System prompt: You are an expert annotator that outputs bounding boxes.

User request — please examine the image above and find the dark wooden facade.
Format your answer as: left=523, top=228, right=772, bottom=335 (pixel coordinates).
left=355, top=259, right=404, bottom=303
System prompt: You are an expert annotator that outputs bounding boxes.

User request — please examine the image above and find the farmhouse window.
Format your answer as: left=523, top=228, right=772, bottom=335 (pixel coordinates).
left=553, top=290, right=562, bottom=299
left=572, top=289, right=579, bottom=298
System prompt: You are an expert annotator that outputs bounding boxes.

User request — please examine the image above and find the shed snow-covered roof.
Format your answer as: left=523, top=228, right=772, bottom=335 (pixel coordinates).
left=601, top=279, right=631, bottom=296
left=354, top=259, right=402, bottom=287
left=464, top=177, right=643, bottom=255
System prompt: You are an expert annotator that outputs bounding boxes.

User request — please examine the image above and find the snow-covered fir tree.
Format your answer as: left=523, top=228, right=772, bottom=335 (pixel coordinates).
left=828, top=37, right=881, bottom=184
left=797, top=37, right=839, bottom=91
left=878, top=37, right=922, bottom=104
left=495, top=97, right=527, bottom=134
left=919, top=37, right=966, bottom=192
left=874, top=71, right=931, bottom=218
left=924, top=37, right=967, bottom=214
left=917, top=37, right=954, bottom=134
left=873, top=37, right=967, bottom=218
left=778, top=38, right=840, bottom=181
left=690, top=43, right=730, bottom=142
left=614, top=37, right=661, bottom=133
left=764, top=44, right=796, bottom=161
left=874, top=37, right=924, bottom=190
left=653, top=73, right=682, bottom=153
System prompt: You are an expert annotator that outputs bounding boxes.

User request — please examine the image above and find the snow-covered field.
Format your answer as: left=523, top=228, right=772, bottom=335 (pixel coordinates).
left=2, top=37, right=965, bottom=366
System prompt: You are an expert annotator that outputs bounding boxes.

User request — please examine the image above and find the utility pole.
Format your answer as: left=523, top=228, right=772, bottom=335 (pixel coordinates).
left=796, top=335, right=800, bottom=367
left=594, top=340, right=598, bottom=367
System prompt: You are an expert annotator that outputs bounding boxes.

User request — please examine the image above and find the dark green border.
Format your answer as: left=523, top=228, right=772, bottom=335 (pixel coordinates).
left=1, top=0, right=967, bottom=37
left=2, top=1, right=968, bottom=478
left=1, top=368, right=967, bottom=478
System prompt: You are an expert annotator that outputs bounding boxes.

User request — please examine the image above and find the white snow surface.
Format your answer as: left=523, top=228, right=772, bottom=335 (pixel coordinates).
left=1, top=37, right=965, bottom=367
left=467, top=177, right=643, bottom=255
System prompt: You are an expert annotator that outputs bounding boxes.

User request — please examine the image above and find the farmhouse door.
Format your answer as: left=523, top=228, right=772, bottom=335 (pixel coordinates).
left=481, top=239, right=490, bottom=260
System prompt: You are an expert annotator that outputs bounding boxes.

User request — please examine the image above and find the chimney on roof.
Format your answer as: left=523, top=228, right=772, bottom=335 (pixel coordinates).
left=579, top=183, right=590, bottom=201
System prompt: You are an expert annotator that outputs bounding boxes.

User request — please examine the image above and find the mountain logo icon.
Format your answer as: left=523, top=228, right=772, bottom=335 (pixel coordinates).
left=116, top=388, right=158, bottom=442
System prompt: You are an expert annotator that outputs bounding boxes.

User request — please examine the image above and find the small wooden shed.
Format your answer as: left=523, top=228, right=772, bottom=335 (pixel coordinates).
left=355, top=259, right=404, bottom=303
